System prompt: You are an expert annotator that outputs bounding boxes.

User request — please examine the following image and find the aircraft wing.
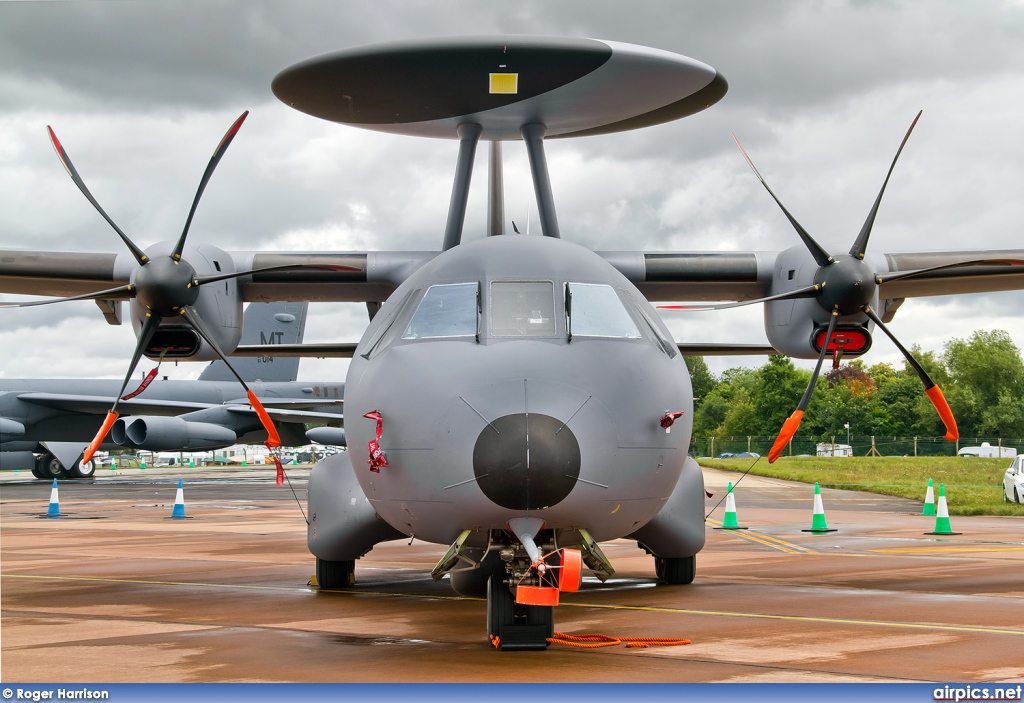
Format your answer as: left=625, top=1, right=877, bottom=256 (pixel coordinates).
left=15, top=393, right=341, bottom=421
left=223, top=397, right=344, bottom=408
left=224, top=405, right=344, bottom=424
left=16, top=393, right=213, bottom=416
left=4, top=248, right=1021, bottom=304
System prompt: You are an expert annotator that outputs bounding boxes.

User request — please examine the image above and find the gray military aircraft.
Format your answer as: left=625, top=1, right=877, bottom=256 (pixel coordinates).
left=0, top=301, right=345, bottom=480
left=2, top=36, right=1022, bottom=649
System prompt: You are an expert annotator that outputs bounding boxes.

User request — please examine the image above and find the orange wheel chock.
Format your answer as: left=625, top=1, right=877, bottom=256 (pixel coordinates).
left=558, top=548, right=582, bottom=593
left=515, top=585, right=560, bottom=607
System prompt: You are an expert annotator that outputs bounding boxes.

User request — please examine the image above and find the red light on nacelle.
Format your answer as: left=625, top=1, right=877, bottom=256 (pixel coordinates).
left=813, top=326, right=871, bottom=355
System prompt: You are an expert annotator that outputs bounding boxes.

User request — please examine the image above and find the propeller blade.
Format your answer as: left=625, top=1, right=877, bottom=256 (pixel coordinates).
left=767, top=310, right=840, bottom=463
left=172, top=111, right=249, bottom=261
left=180, top=305, right=281, bottom=447
left=194, top=262, right=362, bottom=286
left=733, top=134, right=834, bottom=268
left=876, top=256, right=1024, bottom=286
left=47, top=126, right=149, bottom=266
left=862, top=306, right=958, bottom=441
left=849, top=111, right=922, bottom=260
left=0, top=284, right=134, bottom=309
left=657, top=283, right=823, bottom=312
left=81, top=313, right=162, bottom=464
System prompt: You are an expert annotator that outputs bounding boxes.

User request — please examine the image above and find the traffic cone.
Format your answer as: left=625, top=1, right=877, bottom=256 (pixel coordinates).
left=925, top=483, right=961, bottom=535
left=47, top=479, right=61, bottom=519
left=714, top=482, right=748, bottom=530
left=922, top=478, right=936, bottom=516
left=171, top=479, right=187, bottom=519
left=189, top=458, right=195, bottom=468
left=802, top=482, right=837, bottom=532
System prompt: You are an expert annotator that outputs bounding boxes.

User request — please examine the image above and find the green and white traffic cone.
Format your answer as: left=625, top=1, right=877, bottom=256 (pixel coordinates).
left=802, top=482, right=837, bottom=533
left=714, top=482, right=748, bottom=530
left=922, top=478, right=936, bottom=516
left=925, top=483, right=961, bottom=535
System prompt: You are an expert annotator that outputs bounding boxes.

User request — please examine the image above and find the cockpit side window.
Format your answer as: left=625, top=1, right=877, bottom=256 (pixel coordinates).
left=622, top=292, right=678, bottom=358
left=402, top=283, right=479, bottom=340
left=360, top=288, right=420, bottom=359
left=489, top=280, right=556, bottom=337
left=565, top=283, right=641, bottom=340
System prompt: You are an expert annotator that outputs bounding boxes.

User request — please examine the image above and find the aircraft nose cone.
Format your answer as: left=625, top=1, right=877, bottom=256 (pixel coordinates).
left=472, top=413, right=581, bottom=510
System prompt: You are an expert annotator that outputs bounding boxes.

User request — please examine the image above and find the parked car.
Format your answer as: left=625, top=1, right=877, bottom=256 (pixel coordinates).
left=1004, top=455, right=1024, bottom=504
left=715, top=453, right=735, bottom=459
left=734, top=452, right=761, bottom=459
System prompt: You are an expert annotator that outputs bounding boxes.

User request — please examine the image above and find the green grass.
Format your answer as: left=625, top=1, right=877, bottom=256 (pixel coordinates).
left=698, top=456, right=1024, bottom=516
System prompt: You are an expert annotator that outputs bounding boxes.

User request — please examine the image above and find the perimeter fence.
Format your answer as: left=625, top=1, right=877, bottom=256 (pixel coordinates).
left=690, top=435, right=1024, bottom=459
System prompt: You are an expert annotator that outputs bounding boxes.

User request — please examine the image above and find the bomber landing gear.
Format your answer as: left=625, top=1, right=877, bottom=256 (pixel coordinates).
left=655, top=555, right=696, bottom=585
left=36, top=454, right=64, bottom=480
left=486, top=573, right=553, bottom=651
left=316, top=558, right=355, bottom=588
left=32, top=452, right=95, bottom=480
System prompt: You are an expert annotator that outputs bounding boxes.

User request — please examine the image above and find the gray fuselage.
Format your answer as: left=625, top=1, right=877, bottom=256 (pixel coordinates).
left=344, top=235, right=693, bottom=546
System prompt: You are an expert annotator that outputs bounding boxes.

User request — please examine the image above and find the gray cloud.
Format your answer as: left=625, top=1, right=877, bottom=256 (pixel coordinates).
left=1, top=0, right=1022, bottom=381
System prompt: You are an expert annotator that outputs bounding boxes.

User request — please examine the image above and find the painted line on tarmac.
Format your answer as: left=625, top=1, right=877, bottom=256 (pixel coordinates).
left=564, top=601, right=1024, bottom=637
left=6, top=573, right=1023, bottom=638
left=870, top=546, right=1024, bottom=554
left=706, top=518, right=818, bottom=554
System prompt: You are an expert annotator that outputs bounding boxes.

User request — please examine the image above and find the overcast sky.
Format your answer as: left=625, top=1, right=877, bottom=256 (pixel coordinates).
left=1, top=0, right=1022, bottom=384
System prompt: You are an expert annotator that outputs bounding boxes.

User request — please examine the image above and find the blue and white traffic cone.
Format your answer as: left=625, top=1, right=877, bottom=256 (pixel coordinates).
left=47, top=478, right=61, bottom=519
left=802, top=482, right=837, bottom=532
left=922, top=478, right=936, bottom=516
left=171, top=479, right=187, bottom=519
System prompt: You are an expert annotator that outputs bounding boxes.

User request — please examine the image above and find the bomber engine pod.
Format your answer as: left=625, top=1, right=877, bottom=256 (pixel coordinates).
left=112, top=416, right=237, bottom=451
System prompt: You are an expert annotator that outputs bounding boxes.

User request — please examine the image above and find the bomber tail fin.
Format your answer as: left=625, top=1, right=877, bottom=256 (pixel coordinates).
left=199, top=303, right=308, bottom=382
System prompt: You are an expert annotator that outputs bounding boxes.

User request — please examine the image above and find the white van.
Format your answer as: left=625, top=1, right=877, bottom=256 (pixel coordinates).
left=958, top=442, right=1017, bottom=459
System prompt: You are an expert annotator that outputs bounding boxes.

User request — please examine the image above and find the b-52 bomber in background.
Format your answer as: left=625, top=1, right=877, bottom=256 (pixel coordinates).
left=0, top=301, right=345, bottom=479
left=1, top=36, right=1022, bottom=649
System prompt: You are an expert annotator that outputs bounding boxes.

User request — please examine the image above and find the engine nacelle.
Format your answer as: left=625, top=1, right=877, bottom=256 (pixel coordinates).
left=763, top=246, right=881, bottom=359
left=111, top=416, right=237, bottom=451
left=128, top=242, right=242, bottom=361
left=305, top=427, right=347, bottom=447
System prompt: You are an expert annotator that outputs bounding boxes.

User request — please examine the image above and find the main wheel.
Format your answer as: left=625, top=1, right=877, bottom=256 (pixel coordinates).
left=31, top=462, right=47, bottom=479
left=316, top=558, right=355, bottom=588
left=655, top=555, right=696, bottom=585
left=38, top=455, right=64, bottom=480
left=70, top=459, right=96, bottom=479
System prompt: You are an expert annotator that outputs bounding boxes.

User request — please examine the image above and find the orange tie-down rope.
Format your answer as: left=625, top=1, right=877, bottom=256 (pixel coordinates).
left=546, top=632, right=691, bottom=649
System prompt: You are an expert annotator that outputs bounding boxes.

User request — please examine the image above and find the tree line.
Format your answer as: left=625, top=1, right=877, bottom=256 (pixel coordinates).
left=686, top=329, right=1024, bottom=448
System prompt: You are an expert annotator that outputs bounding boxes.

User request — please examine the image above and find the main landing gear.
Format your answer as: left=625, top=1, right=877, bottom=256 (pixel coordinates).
left=315, top=558, right=355, bottom=588
left=654, top=555, right=696, bottom=585
left=31, top=452, right=96, bottom=480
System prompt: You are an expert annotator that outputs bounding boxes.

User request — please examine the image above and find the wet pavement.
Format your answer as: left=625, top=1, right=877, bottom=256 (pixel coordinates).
left=2, top=464, right=1023, bottom=682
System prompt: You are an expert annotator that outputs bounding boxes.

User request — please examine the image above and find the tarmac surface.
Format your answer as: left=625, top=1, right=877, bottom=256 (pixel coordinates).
left=2, top=463, right=1023, bottom=682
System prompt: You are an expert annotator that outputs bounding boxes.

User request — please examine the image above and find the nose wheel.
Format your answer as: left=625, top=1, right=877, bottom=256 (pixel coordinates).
left=487, top=573, right=554, bottom=651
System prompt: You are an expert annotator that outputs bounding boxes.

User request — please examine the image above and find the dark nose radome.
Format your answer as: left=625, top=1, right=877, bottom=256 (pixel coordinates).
left=472, top=413, right=581, bottom=510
